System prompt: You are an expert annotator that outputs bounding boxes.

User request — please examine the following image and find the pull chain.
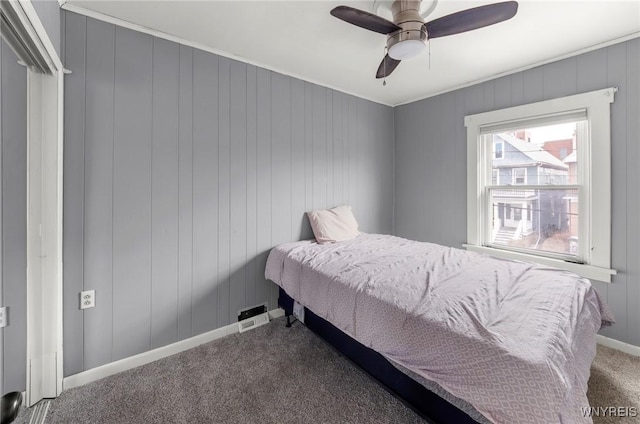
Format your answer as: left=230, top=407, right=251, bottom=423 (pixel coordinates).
left=428, top=40, right=431, bottom=70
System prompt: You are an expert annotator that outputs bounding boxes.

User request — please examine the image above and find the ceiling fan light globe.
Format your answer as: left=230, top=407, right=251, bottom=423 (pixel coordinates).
left=388, top=39, right=426, bottom=60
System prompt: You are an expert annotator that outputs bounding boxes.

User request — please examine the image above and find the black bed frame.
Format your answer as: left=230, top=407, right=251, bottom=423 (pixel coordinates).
left=278, top=287, right=478, bottom=424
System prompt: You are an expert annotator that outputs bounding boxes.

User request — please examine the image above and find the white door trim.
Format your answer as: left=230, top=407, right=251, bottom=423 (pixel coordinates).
left=3, top=0, right=64, bottom=406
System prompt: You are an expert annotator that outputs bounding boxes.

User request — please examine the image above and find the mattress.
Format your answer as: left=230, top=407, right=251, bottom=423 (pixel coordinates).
left=265, top=233, right=614, bottom=424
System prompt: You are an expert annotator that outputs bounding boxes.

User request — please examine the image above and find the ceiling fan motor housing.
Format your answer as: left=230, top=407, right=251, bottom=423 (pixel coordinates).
left=387, top=0, right=427, bottom=60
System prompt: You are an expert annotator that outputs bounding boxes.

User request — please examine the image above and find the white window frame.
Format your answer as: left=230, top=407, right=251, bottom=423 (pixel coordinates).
left=464, top=88, right=617, bottom=283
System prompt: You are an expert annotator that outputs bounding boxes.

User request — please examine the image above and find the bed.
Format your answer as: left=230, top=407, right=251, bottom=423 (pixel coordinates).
left=265, top=233, right=614, bottom=424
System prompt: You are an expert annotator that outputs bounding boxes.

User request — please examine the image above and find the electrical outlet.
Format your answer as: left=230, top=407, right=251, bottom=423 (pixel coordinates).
left=0, top=307, right=7, bottom=328
left=80, top=290, right=95, bottom=310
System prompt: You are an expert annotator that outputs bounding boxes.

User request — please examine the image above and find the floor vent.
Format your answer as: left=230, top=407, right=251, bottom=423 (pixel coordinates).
left=29, top=399, right=50, bottom=424
left=238, top=312, right=270, bottom=333
left=237, top=304, right=267, bottom=322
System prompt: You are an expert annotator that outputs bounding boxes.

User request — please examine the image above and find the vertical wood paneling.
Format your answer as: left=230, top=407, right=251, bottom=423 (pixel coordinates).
left=1, top=39, right=27, bottom=392
left=271, top=73, right=291, bottom=245
left=624, top=38, right=640, bottom=346
left=217, top=57, right=231, bottom=327
left=453, top=90, right=466, bottom=246
left=112, top=27, right=153, bottom=360
left=312, top=85, right=327, bottom=211
left=304, top=82, right=313, bottom=214
left=326, top=91, right=334, bottom=208
left=83, top=19, right=114, bottom=369
left=493, top=76, right=512, bottom=110
left=577, top=49, right=607, bottom=93
left=245, top=65, right=258, bottom=308
left=255, top=68, right=272, bottom=308
left=422, top=99, right=439, bottom=241
left=63, top=11, right=395, bottom=373
left=393, top=102, right=424, bottom=239
left=542, top=57, right=577, bottom=99
left=601, top=43, right=625, bottom=341
left=360, top=100, right=375, bottom=230
left=342, top=94, right=350, bottom=209
left=522, top=67, right=543, bottom=104
left=440, top=93, right=457, bottom=244
left=464, top=83, right=484, bottom=115
left=332, top=92, right=343, bottom=207
left=510, top=72, right=524, bottom=106
left=291, top=79, right=306, bottom=240
left=192, top=50, right=219, bottom=334
left=482, top=81, right=495, bottom=111
left=348, top=96, right=358, bottom=217
left=151, top=38, right=180, bottom=348
left=177, top=45, right=193, bottom=341
left=229, top=60, right=247, bottom=320
left=62, top=12, right=86, bottom=376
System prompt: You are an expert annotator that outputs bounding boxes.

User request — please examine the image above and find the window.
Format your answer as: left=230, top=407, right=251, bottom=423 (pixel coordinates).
left=512, top=168, right=526, bottom=185
left=513, top=206, right=522, bottom=221
left=493, top=140, right=503, bottom=159
left=464, top=88, right=617, bottom=282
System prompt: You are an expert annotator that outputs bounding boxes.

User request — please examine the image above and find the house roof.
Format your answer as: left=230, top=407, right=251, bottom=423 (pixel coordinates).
left=563, top=151, right=577, bottom=163
left=496, top=134, right=569, bottom=170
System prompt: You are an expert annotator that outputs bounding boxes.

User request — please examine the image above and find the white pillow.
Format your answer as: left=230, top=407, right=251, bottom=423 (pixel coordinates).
left=307, top=205, right=360, bottom=244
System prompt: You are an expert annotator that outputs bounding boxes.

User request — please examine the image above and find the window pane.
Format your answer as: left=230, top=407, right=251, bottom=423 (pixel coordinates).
left=489, top=188, right=579, bottom=257
left=491, top=122, right=580, bottom=186
left=494, top=141, right=503, bottom=159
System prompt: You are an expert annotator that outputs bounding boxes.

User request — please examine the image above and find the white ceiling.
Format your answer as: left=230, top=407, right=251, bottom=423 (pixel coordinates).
left=61, top=0, right=640, bottom=106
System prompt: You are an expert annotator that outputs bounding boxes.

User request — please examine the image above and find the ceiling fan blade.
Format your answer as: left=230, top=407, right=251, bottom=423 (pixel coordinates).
left=331, top=5, right=401, bottom=35
left=425, top=1, right=518, bottom=39
left=376, top=54, right=401, bottom=79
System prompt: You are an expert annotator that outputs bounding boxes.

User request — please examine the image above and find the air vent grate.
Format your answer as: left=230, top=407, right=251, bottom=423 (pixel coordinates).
left=238, top=312, right=270, bottom=333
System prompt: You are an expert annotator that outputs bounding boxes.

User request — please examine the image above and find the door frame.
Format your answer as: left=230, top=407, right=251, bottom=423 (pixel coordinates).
left=1, top=0, right=64, bottom=406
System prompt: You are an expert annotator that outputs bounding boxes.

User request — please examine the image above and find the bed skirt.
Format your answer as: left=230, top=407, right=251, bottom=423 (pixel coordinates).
left=278, top=287, right=479, bottom=424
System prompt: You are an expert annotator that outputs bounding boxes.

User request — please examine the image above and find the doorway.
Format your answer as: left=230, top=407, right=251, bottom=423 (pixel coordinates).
left=1, top=0, right=64, bottom=407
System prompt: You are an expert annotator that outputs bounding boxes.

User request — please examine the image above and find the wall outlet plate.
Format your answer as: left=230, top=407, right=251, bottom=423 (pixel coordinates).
left=80, top=290, right=95, bottom=310
left=0, top=306, right=7, bottom=328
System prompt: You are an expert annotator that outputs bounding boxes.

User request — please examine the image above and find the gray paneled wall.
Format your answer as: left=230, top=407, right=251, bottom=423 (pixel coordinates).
left=1, top=40, right=28, bottom=393
left=62, top=12, right=394, bottom=376
left=394, top=38, right=640, bottom=347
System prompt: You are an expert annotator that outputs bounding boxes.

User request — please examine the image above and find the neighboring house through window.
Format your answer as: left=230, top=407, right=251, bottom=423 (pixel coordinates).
left=493, top=140, right=503, bottom=159
left=512, top=167, right=526, bottom=185
left=464, top=88, right=617, bottom=282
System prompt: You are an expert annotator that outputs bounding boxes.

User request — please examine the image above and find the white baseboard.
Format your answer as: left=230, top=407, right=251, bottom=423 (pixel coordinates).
left=596, top=334, right=640, bottom=357
left=63, top=308, right=285, bottom=391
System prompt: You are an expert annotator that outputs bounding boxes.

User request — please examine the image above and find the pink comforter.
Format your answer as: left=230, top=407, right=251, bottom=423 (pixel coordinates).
left=265, top=234, right=614, bottom=424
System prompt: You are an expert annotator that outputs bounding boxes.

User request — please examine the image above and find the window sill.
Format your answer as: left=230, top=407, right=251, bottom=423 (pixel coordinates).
left=462, top=244, right=616, bottom=283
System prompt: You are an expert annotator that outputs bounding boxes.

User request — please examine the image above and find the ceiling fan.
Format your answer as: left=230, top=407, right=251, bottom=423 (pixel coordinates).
left=330, top=0, right=518, bottom=79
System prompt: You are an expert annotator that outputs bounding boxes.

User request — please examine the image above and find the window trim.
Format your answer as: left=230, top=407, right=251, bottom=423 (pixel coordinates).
left=464, top=87, right=617, bottom=282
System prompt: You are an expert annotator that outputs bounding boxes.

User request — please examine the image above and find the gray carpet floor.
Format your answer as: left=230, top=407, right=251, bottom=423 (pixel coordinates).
left=587, top=345, right=640, bottom=424
left=12, top=317, right=640, bottom=424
